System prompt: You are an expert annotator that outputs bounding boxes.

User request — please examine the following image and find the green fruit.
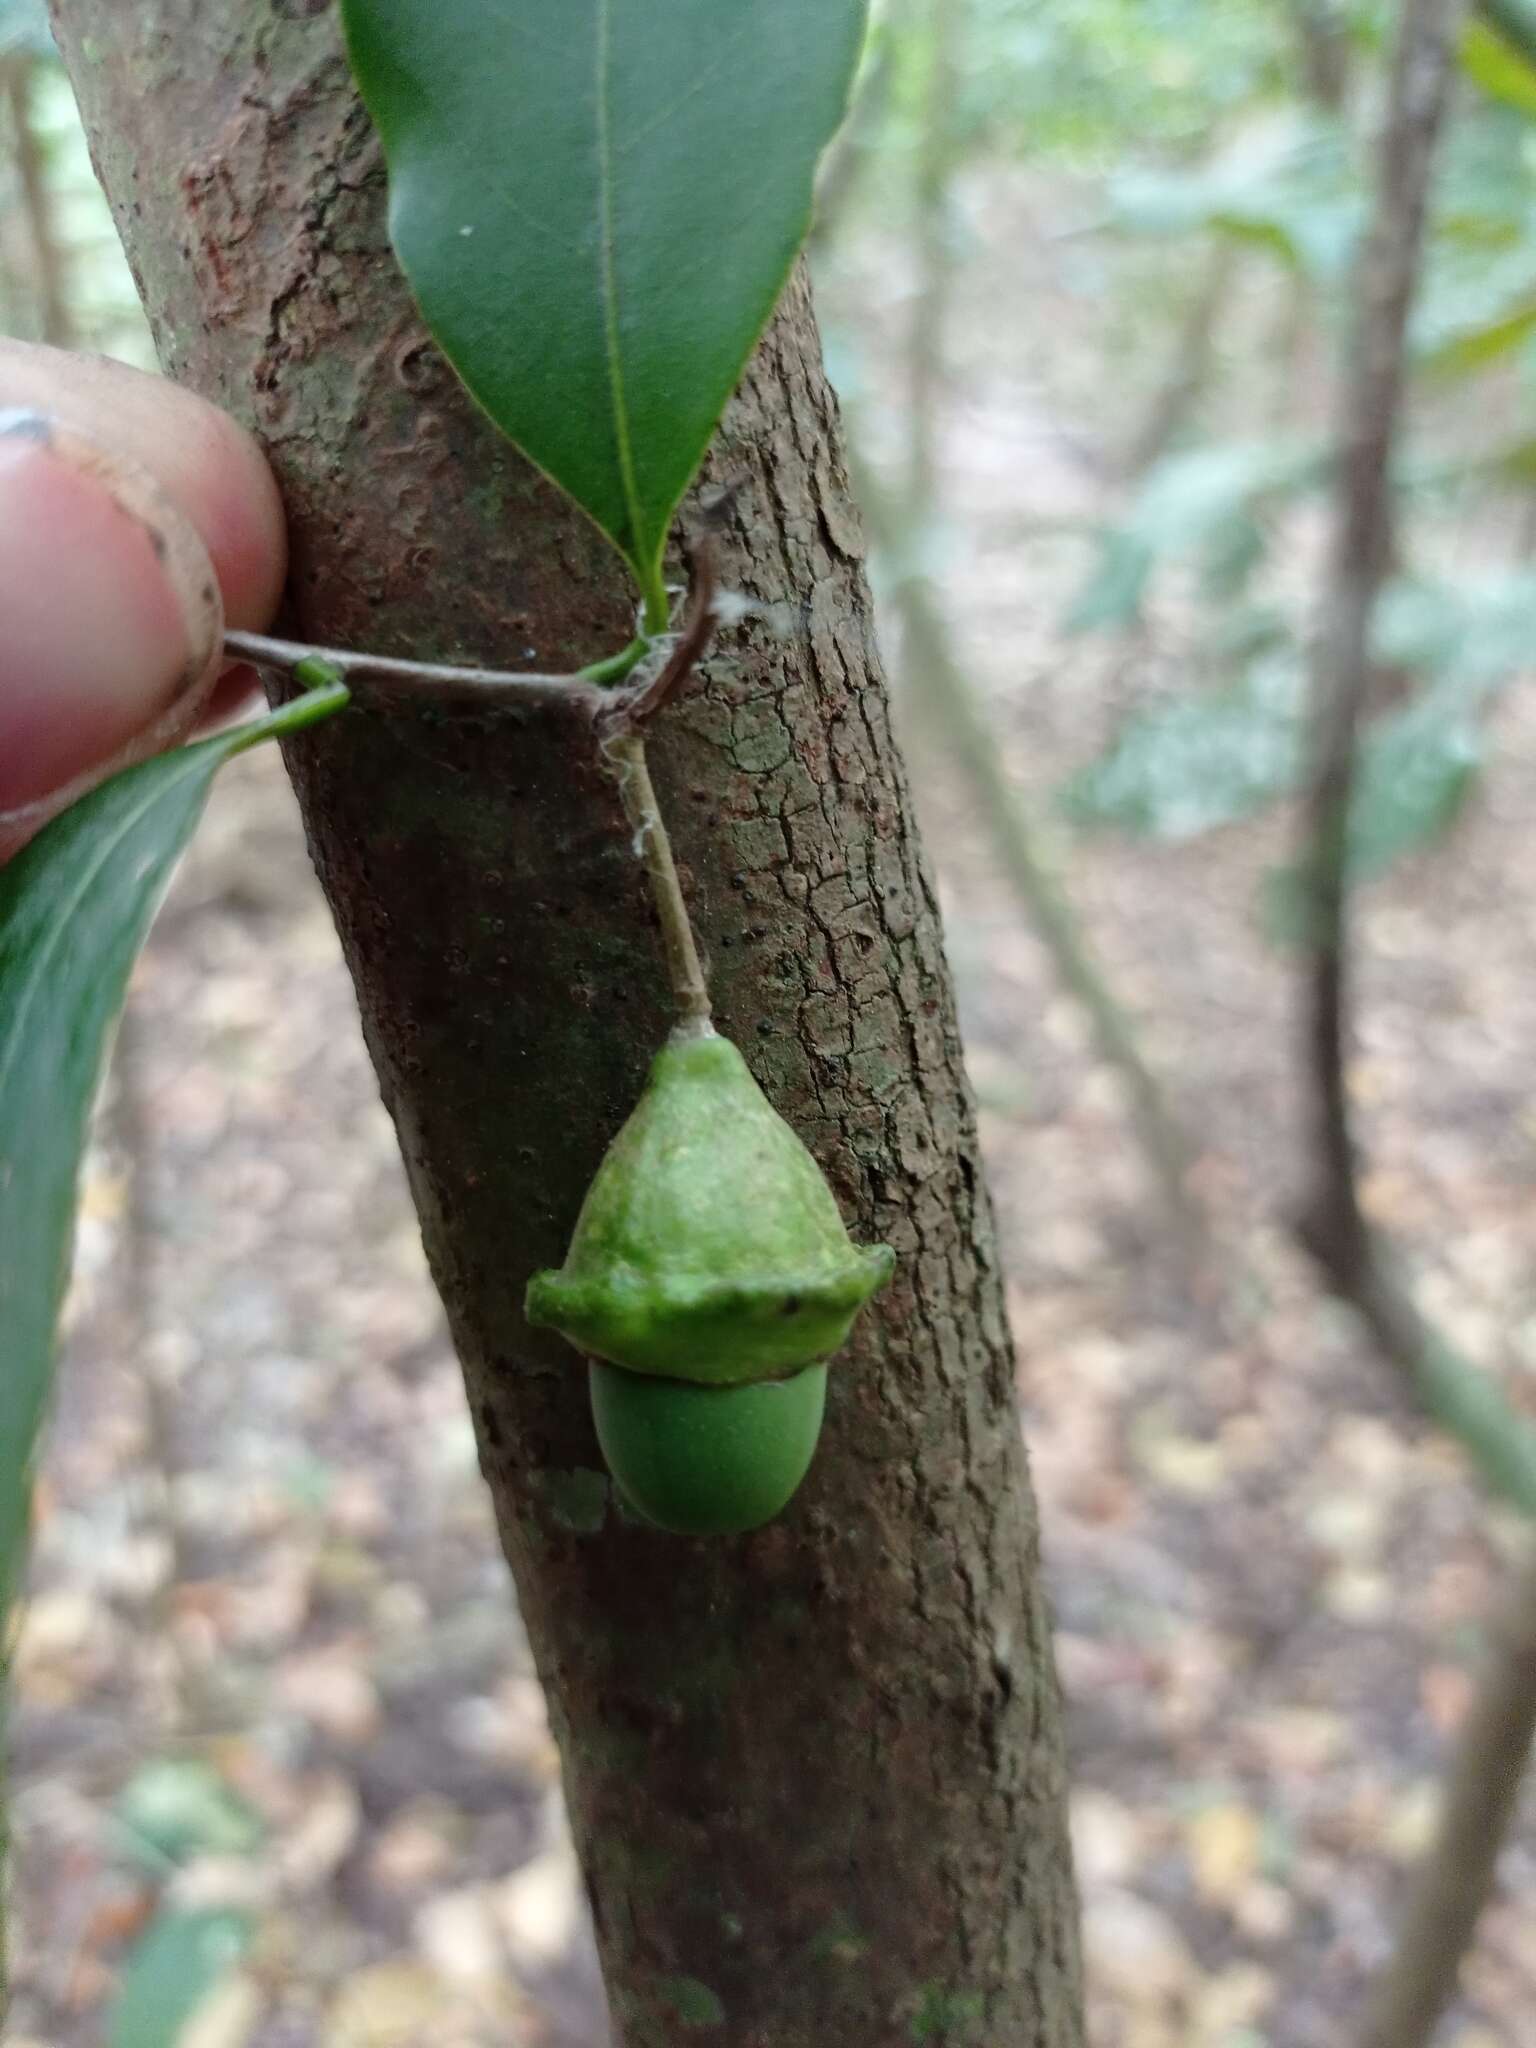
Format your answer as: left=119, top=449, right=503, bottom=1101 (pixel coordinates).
left=526, top=1031, right=893, bottom=1385
left=590, top=1361, right=827, bottom=1536
left=527, top=1029, right=893, bottom=1533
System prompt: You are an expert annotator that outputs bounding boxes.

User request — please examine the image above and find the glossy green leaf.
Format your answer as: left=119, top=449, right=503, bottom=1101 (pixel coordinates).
left=107, top=1907, right=252, bottom=2048
left=0, top=685, right=346, bottom=1616
left=341, top=0, right=867, bottom=626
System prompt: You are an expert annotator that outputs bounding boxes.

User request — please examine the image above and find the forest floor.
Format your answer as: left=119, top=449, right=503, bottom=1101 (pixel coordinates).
left=8, top=170, right=1536, bottom=2048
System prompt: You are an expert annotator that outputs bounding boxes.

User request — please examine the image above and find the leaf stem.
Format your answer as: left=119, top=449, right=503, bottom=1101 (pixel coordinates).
left=576, top=636, right=649, bottom=685
left=292, top=654, right=348, bottom=693
left=226, top=676, right=351, bottom=755
left=640, top=575, right=673, bottom=639
left=601, top=729, right=712, bottom=1033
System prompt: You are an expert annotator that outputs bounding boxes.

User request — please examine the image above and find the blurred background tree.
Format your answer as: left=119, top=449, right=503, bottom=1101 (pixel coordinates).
left=6, top=0, right=1536, bottom=2042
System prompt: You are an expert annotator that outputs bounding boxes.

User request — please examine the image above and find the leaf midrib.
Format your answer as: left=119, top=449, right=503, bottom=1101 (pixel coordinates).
left=594, top=0, right=649, bottom=593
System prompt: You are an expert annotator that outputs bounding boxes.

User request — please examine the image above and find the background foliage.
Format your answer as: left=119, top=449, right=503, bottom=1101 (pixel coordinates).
left=4, top=2, right=1536, bottom=2044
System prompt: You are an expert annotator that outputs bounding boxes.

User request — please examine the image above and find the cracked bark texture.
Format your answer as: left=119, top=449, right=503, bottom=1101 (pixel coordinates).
left=52, top=7, right=1082, bottom=2043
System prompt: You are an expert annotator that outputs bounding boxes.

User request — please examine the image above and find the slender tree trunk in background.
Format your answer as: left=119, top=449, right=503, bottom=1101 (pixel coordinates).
left=3, top=53, right=74, bottom=349
left=1287, top=0, right=1353, bottom=111
left=52, top=7, right=1083, bottom=2044
left=1358, top=1545, right=1536, bottom=2048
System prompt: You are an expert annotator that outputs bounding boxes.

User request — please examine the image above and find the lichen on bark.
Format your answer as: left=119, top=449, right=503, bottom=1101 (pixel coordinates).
left=51, top=5, right=1085, bottom=2041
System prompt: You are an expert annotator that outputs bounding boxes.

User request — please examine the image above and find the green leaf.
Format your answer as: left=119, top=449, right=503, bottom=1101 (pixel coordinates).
left=341, top=0, right=867, bottom=626
left=1471, top=0, right=1536, bottom=95
left=107, top=1907, right=252, bottom=2048
left=0, top=685, right=346, bottom=1617
left=1423, top=294, right=1536, bottom=375
left=1374, top=570, right=1536, bottom=688
left=1463, top=18, right=1536, bottom=115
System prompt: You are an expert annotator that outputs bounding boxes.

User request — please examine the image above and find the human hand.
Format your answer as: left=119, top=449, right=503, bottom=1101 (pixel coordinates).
left=0, top=340, right=287, bottom=859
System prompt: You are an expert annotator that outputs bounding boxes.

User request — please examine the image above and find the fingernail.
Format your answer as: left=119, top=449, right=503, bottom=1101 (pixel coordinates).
left=0, top=414, right=223, bottom=813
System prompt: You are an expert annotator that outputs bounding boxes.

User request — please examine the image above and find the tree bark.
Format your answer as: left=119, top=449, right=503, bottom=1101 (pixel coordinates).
left=52, top=7, right=1083, bottom=2043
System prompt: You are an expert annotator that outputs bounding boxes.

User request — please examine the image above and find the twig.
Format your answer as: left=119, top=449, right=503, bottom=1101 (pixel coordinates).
left=234, top=562, right=724, bottom=1035
left=1121, top=241, right=1239, bottom=478
left=880, top=0, right=1208, bottom=1265
left=906, top=0, right=960, bottom=516
left=3, top=54, right=74, bottom=350
left=224, top=628, right=634, bottom=712
left=1286, top=0, right=1354, bottom=109
left=809, top=31, right=897, bottom=248
left=591, top=526, right=726, bottom=1025
left=1359, top=1542, right=1536, bottom=2048
left=1298, top=1224, right=1536, bottom=1516
left=876, top=507, right=1208, bottom=1262
left=608, top=530, right=720, bottom=731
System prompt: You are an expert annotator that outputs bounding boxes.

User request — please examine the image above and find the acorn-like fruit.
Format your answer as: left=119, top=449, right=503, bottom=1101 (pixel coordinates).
left=527, top=1029, right=893, bottom=1533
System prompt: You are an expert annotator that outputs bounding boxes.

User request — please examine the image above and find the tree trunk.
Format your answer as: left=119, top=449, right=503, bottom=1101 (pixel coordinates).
left=52, top=7, right=1083, bottom=2042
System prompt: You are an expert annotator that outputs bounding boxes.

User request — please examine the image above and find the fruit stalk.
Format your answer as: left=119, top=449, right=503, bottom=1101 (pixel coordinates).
left=602, top=727, right=713, bottom=1034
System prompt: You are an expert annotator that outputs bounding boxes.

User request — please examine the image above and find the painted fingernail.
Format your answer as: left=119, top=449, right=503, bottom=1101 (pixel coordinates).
left=0, top=413, right=223, bottom=813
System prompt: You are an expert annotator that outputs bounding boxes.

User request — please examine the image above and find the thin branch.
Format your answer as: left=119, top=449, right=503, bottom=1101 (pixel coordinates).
left=609, top=529, right=720, bottom=730
left=1297, top=1228, right=1536, bottom=1517
left=1298, top=0, right=1503, bottom=1480
left=881, top=0, right=1207, bottom=1263
left=1121, top=240, right=1239, bottom=478
left=1283, top=3, right=1536, bottom=2038
left=906, top=0, right=960, bottom=515
left=234, top=569, right=722, bottom=1034
left=225, top=628, right=623, bottom=712
left=809, top=31, right=898, bottom=249
left=1286, top=0, right=1355, bottom=110
left=875, top=503, right=1208, bottom=1260
left=1359, top=1542, right=1536, bottom=2048
left=3, top=54, right=74, bottom=350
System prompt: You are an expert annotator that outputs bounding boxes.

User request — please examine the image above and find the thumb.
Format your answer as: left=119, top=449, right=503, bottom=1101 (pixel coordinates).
left=0, top=410, right=224, bottom=855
